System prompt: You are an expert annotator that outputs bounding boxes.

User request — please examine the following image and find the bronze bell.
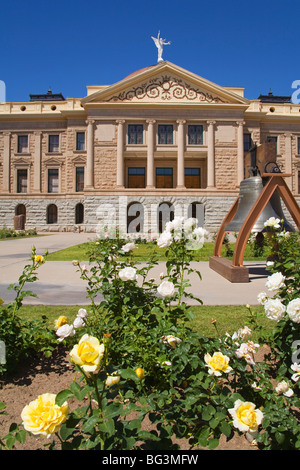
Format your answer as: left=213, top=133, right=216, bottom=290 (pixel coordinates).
left=225, top=175, right=295, bottom=233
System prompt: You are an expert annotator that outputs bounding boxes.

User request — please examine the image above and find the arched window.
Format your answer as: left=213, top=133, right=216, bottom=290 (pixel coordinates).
left=127, top=202, right=144, bottom=233
left=47, top=204, right=58, bottom=224
left=15, top=204, right=26, bottom=223
left=75, top=203, right=84, bottom=224
left=188, top=202, right=205, bottom=226
left=157, top=202, right=174, bottom=233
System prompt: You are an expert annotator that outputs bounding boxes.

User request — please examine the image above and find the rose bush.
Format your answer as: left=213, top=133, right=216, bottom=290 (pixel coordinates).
left=1, top=218, right=299, bottom=450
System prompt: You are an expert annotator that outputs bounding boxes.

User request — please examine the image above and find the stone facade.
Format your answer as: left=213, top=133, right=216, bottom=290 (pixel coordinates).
left=0, top=61, right=299, bottom=236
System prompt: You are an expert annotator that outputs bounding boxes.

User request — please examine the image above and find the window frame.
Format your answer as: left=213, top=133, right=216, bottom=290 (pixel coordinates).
left=76, top=132, right=86, bottom=151
left=158, top=124, right=173, bottom=145
left=75, top=166, right=85, bottom=192
left=187, top=125, right=203, bottom=145
left=128, top=167, right=146, bottom=188
left=128, top=124, right=144, bottom=145
left=48, top=168, right=59, bottom=193
left=48, top=134, right=60, bottom=153
left=17, top=168, right=28, bottom=193
left=17, top=135, right=29, bottom=154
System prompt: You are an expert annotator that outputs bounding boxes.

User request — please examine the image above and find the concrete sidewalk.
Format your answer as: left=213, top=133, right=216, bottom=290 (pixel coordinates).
left=0, top=232, right=269, bottom=306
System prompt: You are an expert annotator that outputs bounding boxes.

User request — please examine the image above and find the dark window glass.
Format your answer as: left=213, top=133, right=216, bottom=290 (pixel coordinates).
left=128, top=167, right=145, bottom=188
left=47, top=204, right=58, bottom=224
left=156, top=168, right=173, bottom=188
left=76, top=132, right=85, bottom=150
left=158, top=125, right=173, bottom=144
left=76, top=167, right=84, bottom=192
left=18, top=135, right=29, bottom=153
left=188, top=125, right=203, bottom=145
left=49, top=134, right=59, bottom=153
left=75, top=203, right=84, bottom=224
left=266, top=136, right=278, bottom=154
left=185, top=168, right=201, bottom=188
left=243, top=133, right=252, bottom=152
left=128, top=125, right=143, bottom=144
left=48, top=169, right=59, bottom=193
left=17, top=169, right=28, bottom=193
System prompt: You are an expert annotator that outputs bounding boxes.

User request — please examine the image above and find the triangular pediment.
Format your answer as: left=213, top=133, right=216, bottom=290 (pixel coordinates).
left=82, top=62, right=249, bottom=107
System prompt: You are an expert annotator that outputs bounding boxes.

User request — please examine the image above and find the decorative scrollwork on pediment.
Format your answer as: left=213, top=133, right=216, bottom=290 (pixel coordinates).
left=107, top=75, right=227, bottom=104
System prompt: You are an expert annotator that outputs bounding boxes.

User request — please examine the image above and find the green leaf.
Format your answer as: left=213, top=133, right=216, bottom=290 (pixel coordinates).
left=208, top=437, right=219, bottom=449
left=55, top=389, right=74, bottom=406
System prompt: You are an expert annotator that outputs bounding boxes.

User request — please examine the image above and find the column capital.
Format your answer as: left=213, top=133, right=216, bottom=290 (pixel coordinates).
left=236, top=120, right=245, bottom=126
left=116, top=119, right=126, bottom=125
left=207, top=120, right=216, bottom=126
left=146, top=119, right=156, bottom=125
left=85, top=119, right=95, bottom=126
left=176, top=119, right=186, bottom=125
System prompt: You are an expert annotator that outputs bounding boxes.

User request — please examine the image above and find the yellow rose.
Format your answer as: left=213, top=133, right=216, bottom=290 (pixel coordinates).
left=204, top=351, right=232, bottom=376
left=228, top=399, right=264, bottom=433
left=70, top=334, right=105, bottom=374
left=54, top=316, right=68, bottom=331
left=105, top=375, right=120, bottom=387
left=135, top=368, right=145, bottom=379
left=34, top=255, right=45, bottom=264
left=21, top=393, right=68, bottom=438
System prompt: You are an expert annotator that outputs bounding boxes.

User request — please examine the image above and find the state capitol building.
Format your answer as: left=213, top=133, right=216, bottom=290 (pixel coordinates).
left=0, top=61, right=299, bottom=235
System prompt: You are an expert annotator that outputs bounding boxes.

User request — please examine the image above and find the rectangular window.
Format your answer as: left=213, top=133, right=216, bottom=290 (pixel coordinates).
left=158, top=125, right=173, bottom=145
left=17, top=169, right=28, bottom=193
left=128, top=167, right=145, bottom=188
left=244, top=133, right=252, bottom=152
left=48, top=168, right=59, bottom=193
left=188, top=125, right=203, bottom=145
left=156, top=168, right=173, bottom=188
left=48, top=134, right=59, bottom=153
left=128, top=125, right=143, bottom=144
left=266, top=136, right=278, bottom=154
left=18, top=135, right=29, bottom=153
left=297, top=137, right=300, bottom=155
left=298, top=171, right=300, bottom=194
left=76, top=132, right=85, bottom=151
left=76, top=167, right=84, bottom=192
left=185, top=168, right=201, bottom=188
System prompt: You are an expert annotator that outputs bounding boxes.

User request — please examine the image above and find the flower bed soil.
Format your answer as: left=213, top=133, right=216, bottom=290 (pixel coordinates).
left=0, top=347, right=257, bottom=451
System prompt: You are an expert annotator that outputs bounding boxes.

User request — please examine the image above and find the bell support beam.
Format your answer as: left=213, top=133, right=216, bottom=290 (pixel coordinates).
left=210, top=173, right=300, bottom=283
left=233, top=174, right=300, bottom=267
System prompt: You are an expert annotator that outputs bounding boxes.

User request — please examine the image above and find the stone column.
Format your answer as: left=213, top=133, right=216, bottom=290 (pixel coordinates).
left=86, top=119, right=95, bottom=189
left=33, top=131, right=42, bottom=193
left=146, top=120, right=156, bottom=188
left=284, top=133, right=293, bottom=189
left=237, top=121, right=245, bottom=186
left=3, top=132, right=11, bottom=193
left=207, top=121, right=216, bottom=188
left=176, top=120, right=186, bottom=188
left=116, top=120, right=125, bottom=188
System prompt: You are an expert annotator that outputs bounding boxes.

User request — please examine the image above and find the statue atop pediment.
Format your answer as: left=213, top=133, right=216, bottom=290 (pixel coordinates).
left=151, top=31, right=171, bottom=63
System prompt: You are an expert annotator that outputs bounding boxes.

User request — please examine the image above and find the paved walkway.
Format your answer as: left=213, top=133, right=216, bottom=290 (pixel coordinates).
left=0, top=232, right=269, bottom=306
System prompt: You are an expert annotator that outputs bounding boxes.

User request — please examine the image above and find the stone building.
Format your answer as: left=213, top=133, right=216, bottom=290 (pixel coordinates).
left=0, top=61, right=299, bottom=236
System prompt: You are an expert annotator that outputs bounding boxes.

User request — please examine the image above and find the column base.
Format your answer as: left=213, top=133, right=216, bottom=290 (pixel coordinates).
left=146, top=185, right=155, bottom=189
left=176, top=185, right=186, bottom=189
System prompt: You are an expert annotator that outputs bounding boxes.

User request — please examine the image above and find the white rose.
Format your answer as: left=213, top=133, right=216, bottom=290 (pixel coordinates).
left=157, top=231, right=173, bottom=248
left=291, top=363, right=300, bottom=382
left=264, top=298, right=286, bottom=322
left=264, top=217, right=281, bottom=229
left=118, top=266, right=137, bottom=282
left=275, top=380, right=294, bottom=397
left=157, top=280, right=175, bottom=298
left=161, top=335, right=182, bottom=348
left=257, top=292, right=268, bottom=305
left=183, top=217, right=198, bottom=232
left=121, top=242, right=137, bottom=253
left=192, top=227, right=209, bottom=242
left=166, top=217, right=184, bottom=232
left=265, top=272, right=285, bottom=292
left=56, top=324, right=76, bottom=342
left=73, top=317, right=85, bottom=329
left=287, top=298, right=300, bottom=323
left=77, top=308, right=88, bottom=319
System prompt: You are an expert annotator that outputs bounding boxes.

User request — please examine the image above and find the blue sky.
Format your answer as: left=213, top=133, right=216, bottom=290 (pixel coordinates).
left=1, top=0, right=299, bottom=101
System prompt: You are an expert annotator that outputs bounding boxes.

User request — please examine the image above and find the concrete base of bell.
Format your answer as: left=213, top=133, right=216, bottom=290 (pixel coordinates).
left=209, top=256, right=249, bottom=283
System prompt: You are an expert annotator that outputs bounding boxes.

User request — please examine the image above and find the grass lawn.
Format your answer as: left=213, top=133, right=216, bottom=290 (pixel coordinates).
left=17, top=304, right=273, bottom=341
left=46, top=241, right=270, bottom=262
